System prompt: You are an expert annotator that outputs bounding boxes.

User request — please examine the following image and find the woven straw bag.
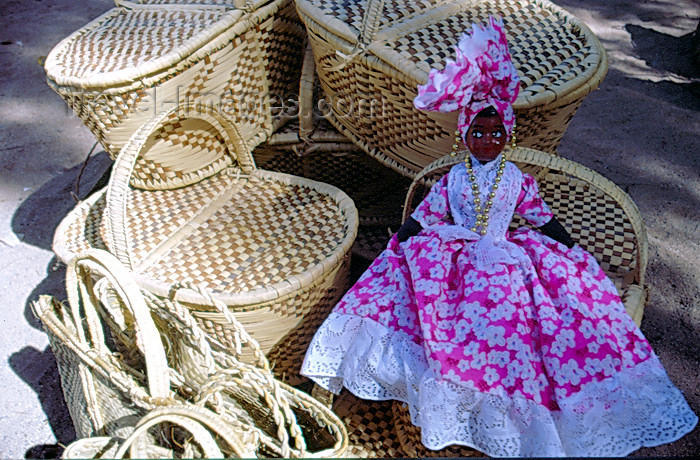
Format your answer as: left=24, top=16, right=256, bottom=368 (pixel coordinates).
left=45, top=0, right=306, bottom=158
left=37, top=249, right=348, bottom=458
left=61, top=405, right=252, bottom=459
left=31, top=255, right=183, bottom=440
left=294, top=0, right=608, bottom=177
left=53, top=107, right=358, bottom=385
left=403, top=147, right=648, bottom=326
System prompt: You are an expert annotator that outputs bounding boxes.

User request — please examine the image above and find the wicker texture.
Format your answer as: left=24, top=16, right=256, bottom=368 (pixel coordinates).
left=255, top=121, right=411, bottom=259
left=402, top=147, right=648, bottom=326
left=296, top=0, right=608, bottom=177
left=95, top=108, right=358, bottom=384
left=39, top=249, right=348, bottom=458
left=332, top=391, right=405, bottom=457
left=61, top=405, right=252, bottom=459
left=255, top=48, right=412, bottom=259
left=45, top=0, right=306, bottom=158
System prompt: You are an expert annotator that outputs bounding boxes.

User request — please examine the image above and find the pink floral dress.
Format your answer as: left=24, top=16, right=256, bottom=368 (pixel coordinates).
left=301, top=155, right=697, bottom=457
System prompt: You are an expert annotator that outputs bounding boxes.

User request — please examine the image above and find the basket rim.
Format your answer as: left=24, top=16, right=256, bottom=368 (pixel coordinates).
left=296, top=0, right=608, bottom=109
left=402, top=146, right=649, bottom=287
left=44, top=0, right=281, bottom=90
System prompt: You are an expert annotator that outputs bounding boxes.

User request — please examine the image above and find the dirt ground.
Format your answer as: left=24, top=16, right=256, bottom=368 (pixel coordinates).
left=0, top=0, right=697, bottom=458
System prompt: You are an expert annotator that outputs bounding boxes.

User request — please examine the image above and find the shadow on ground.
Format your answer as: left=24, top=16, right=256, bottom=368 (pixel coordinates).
left=9, top=347, right=74, bottom=459
left=11, top=154, right=112, bottom=459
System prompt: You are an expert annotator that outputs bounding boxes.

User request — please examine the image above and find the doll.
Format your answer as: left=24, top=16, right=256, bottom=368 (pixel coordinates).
left=301, top=16, right=697, bottom=457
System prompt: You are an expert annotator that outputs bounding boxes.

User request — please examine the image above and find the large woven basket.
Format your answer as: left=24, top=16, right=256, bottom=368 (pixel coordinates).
left=403, top=147, right=648, bottom=326
left=53, top=108, right=358, bottom=385
left=295, top=0, right=608, bottom=177
left=254, top=45, right=413, bottom=261
left=45, top=0, right=306, bottom=158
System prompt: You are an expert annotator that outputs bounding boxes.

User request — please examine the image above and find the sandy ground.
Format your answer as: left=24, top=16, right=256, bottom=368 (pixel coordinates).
left=0, top=0, right=697, bottom=457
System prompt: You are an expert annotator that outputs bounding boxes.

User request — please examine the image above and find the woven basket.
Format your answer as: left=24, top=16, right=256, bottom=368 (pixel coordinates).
left=42, top=249, right=348, bottom=458
left=69, top=108, right=357, bottom=385
left=403, top=147, right=648, bottom=326
left=295, top=0, right=608, bottom=177
left=45, top=0, right=306, bottom=158
left=30, top=254, right=185, bottom=440
left=254, top=44, right=412, bottom=260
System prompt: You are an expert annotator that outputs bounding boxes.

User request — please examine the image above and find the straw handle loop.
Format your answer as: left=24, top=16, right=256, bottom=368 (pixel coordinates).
left=105, top=108, right=254, bottom=270
left=114, top=405, right=250, bottom=458
left=65, top=249, right=172, bottom=400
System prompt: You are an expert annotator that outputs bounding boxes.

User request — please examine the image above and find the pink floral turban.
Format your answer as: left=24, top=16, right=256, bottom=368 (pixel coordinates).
left=413, top=16, right=520, bottom=141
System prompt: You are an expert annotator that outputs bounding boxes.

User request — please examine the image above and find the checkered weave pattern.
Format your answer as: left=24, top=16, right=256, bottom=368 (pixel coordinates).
left=53, top=192, right=109, bottom=262
left=45, top=0, right=306, bottom=158
left=256, top=117, right=413, bottom=262
left=296, top=0, right=608, bottom=177
left=332, top=391, right=405, bottom=457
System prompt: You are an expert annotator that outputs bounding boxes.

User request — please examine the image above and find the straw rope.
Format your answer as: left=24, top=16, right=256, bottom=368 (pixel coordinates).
left=402, top=147, right=648, bottom=325
left=136, top=288, right=348, bottom=458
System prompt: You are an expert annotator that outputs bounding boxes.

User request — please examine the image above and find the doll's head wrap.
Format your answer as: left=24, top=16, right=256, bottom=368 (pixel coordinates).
left=413, top=16, right=520, bottom=141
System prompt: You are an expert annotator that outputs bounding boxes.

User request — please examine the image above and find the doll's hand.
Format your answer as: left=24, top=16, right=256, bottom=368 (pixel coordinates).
left=538, top=217, right=574, bottom=248
left=396, top=217, right=423, bottom=242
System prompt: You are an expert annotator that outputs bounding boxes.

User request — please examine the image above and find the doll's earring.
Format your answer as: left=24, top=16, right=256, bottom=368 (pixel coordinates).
left=451, top=130, right=461, bottom=157
left=511, top=121, right=518, bottom=149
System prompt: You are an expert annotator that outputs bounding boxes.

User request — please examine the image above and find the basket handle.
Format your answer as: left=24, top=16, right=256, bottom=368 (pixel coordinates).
left=65, top=249, right=172, bottom=401
left=299, top=43, right=316, bottom=140
left=105, top=108, right=253, bottom=269
left=114, top=405, right=251, bottom=458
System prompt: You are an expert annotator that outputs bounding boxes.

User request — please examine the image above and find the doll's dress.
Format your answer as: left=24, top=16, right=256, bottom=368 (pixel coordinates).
left=301, top=154, right=697, bottom=457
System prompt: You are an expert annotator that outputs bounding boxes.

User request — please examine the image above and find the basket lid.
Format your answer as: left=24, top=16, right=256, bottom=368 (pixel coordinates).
left=296, top=0, right=607, bottom=108
left=105, top=107, right=359, bottom=304
left=44, top=0, right=275, bottom=89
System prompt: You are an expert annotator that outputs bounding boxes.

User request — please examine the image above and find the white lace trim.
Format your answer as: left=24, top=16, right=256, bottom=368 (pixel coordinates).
left=301, top=312, right=698, bottom=457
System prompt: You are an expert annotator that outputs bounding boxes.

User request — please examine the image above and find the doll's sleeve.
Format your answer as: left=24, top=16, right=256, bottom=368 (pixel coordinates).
left=514, top=173, right=554, bottom=227
left=410, top=173, right=451, bottom=227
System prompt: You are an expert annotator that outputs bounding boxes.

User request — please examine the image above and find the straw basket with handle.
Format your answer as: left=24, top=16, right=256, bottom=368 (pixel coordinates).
left=30, top=252, right=185, bottom=440
left=45, top=0, right=306, bottom=158
left=36, top=249, right=349, bottom=458
left=60, top=405, right=252, bottom=459
left=295, top=0, right=608, bottom=177
left=94, top=106, right=358, bottom=385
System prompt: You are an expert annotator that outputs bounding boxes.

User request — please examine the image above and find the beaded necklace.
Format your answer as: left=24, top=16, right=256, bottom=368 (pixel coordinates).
left=465, top=154, right=507, bottom=236
left=450, top=121, right=517, bottom=236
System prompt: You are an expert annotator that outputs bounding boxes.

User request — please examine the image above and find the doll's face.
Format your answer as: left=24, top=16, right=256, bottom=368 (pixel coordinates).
left=465, top=113, right=507, bottom=162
